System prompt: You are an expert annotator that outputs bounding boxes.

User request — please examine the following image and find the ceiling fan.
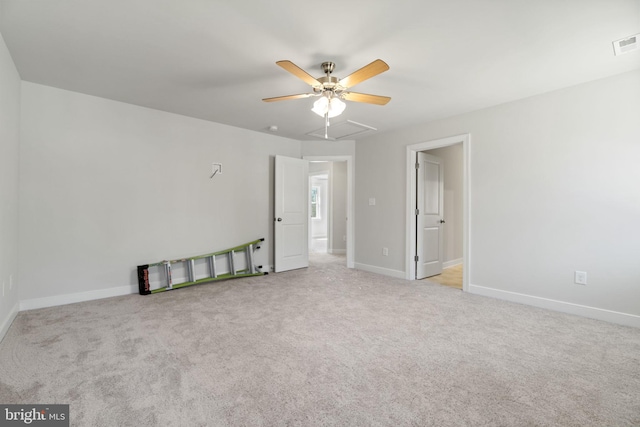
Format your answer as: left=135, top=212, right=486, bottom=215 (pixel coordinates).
left=263, top=59, right=390, bottom=138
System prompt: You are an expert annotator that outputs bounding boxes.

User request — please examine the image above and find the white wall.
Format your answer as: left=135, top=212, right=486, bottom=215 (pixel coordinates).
left=330, top=161, right=347, bottom=253
left=356, top=70, right=640, bottom=322
left=428, top=144, right=463, bottom=264
left=0, top=30, right=21, bottom=340
left=19, top=82, right=300, bottom=306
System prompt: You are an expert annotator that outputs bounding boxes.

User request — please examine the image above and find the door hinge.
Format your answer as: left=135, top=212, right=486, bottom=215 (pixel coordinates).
left=414, top=255, right=419, bottom=262
left=415, top=208, right=419, bottom=215
left=415, top=162, right=420, bottom=169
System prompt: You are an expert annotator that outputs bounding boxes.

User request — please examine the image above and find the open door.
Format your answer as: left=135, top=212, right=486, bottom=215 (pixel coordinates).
left=416, top=152, right=444, bottom=279
left=274, top=155, right=309, bottom=272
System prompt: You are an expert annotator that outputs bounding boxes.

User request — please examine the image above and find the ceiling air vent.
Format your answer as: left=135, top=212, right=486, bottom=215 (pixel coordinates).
left=613, top=33, right=639, bottom=56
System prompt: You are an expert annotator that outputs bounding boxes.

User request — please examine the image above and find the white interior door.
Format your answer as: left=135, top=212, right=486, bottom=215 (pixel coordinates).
left=416, top=152, right=444, bottom=279
left=275, top=155, right=309, bottom=272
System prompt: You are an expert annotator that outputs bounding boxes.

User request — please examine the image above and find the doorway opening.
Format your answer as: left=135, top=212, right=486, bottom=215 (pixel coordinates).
left=309, top=171, right=329, bottom=253
left=303, top=155, right=354, bottom=268
left=406, top=134, right=470, bottom=291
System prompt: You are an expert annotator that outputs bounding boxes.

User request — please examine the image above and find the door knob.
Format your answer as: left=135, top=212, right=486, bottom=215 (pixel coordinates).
left=277, top=218, right=283, bottom=222
left=439, top=219, right=446, bottom=224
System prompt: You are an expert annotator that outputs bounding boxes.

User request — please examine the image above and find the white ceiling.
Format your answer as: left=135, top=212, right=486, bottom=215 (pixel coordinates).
left=1, top=0, right=638, bottom=141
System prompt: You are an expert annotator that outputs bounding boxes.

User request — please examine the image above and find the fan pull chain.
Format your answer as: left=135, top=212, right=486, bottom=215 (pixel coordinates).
left=324, top=112, right=329, bottom=139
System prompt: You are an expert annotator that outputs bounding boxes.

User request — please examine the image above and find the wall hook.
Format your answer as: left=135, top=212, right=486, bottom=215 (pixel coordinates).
left=210, top=163, right=222, bottom=178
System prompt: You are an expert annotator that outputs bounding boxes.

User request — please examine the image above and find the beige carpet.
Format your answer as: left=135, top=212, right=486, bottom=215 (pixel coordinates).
left=1, top=253, right=639, bottom=426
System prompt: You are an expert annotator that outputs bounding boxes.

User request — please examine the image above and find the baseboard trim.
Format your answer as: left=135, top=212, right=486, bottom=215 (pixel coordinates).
left=354, top=263, right=405, bottom=279
left=443, top=258, right=463, bottom=269
left=469, top=284, right=640, bottom=328
left=0, top=301, right=20, bottom=343
left=20, top=285, right=136, bottom=311
left=328, top=249, right=346, bottom=255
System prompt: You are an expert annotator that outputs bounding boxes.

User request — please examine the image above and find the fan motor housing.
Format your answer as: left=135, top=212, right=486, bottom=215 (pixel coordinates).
left=321, top=61, right=335, bottom=74
left=314, top=76, right=341, bottom=93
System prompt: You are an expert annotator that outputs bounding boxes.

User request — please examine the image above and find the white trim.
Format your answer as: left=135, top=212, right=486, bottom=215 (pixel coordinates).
left=354, top=263, right=406, bottom=279
left=303, top=155, right=355, bottom=269
left=443, top=258, right=463, bottom=269
left=406, top=134, right=471, bottom=293
left=0, top=302, right=20, bottom=343
left=328, top=249, right=346, bottom=255
left=469, top=284, right=640, bottom=328
left=20, top=285, right=135, bottom=311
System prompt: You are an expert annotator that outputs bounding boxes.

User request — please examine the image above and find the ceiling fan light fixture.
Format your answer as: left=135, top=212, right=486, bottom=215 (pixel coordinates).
left=311, top=96, right=328, bottom=116
left=312, top=96, right=346, bottom=118
left=265, top=59, right=390, bottom=135
left=329, top=97, right=346, bottom=117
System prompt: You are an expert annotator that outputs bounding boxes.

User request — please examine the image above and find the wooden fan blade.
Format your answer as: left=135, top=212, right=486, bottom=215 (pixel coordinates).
left=262, top=93, right=314, bottom=102
left=342, top=92, right=391, bottom=105
left=276, top=60, right=321, bottom=87
left=338, top=59, right=389, bottom=89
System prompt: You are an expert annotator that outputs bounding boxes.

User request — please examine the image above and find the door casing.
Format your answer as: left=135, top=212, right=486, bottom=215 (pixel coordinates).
left=405, top=134, right=470, bottom=291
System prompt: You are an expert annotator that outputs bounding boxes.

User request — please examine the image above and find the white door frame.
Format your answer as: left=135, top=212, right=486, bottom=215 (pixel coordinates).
left=303, top=155, right=354, bottom=268
left=405, top=134, right=470, bottom=291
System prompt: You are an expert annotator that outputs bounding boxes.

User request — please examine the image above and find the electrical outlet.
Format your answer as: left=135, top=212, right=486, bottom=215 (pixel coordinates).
left=369, top=198, right=376, bottom=206
left=9, top=274, right=12, bottom=290
left=575, top=271, right=587, bottom=285
left=382, top=247, right=389, bottom=256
